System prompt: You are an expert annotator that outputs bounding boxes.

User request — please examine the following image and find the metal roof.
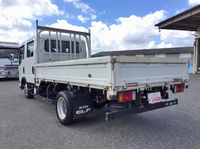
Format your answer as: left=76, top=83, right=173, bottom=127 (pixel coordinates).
left=0, top=41, right=19, bottom=48
left=155, top=5, right=200, bottom=31
left=92, top=47, right=193, bottom=57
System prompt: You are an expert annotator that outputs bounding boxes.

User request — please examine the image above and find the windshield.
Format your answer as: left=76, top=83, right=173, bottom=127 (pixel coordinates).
left=0, top=48, right=19, bottom=59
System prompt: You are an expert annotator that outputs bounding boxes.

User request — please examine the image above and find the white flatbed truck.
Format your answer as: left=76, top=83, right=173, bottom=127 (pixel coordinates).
left=0, top=42, right=19, bottom=78
left=19, top=21, right=189, bottom=125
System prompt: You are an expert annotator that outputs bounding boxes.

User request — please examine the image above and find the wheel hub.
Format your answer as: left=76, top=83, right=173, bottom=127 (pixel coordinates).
left=57, top=97, right=67, bottom=120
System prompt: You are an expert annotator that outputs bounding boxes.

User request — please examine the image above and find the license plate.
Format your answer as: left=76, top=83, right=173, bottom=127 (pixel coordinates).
left=147, top=92, right=162, bottom=104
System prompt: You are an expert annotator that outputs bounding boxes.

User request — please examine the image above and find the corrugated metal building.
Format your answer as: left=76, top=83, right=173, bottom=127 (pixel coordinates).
left=92, top=47, right=194, bottom=73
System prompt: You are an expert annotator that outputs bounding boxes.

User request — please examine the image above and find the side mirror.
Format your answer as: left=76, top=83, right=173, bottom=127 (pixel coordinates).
left=10, top=53, right=14, bottom=61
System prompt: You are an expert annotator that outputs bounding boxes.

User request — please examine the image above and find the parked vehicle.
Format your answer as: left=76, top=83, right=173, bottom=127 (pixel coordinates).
left=0, top=42, right=19, bottom=78
left=19, top=21, right=189, bottom=125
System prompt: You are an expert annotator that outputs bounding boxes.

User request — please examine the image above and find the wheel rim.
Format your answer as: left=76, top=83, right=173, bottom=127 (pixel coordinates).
left=24, top=84, right=28, bottom=96
left=57, top=97, right=67, bottom=120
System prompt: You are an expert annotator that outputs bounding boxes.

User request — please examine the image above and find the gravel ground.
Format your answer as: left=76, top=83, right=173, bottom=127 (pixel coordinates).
left=0, top=74, right=200, bottom=149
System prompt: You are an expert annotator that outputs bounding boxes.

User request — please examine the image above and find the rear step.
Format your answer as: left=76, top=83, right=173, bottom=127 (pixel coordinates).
left=34, top=95, right=56, bottom=105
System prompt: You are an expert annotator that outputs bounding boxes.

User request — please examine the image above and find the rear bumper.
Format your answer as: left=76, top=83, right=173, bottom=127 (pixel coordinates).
left=105, top=98, right=178, bottom=121
left=0, top=71, right=18, bottom=78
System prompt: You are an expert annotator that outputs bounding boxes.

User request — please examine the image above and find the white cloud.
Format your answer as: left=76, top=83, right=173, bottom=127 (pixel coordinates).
left=0, top=15, right=32, bottom=31
left=49, top=19, right=87, bottom=32
left=74, top=2, right=94, bottom=14
left=157, top=42, right=173, bottom=48
left=77, top=15, right=90, bottom=23
left=147, top=41, right=157, bottom=49
left=66, top=13, right=75, bottom=19
left=0, top=13, right=34, bottom=42
left=145, top=30, right=193, bottom=50
left=0, top=0, right=64, bottom=42
left=145, top=41, right=173, bottom=49
left=64, top=0, right=96, bottom=22
left=176, top=8, right=186, bottom=14
left=90, top=14, right=97, bottom=20
left=89, top=10, right=194, bottom=53
left=188, top=0, right=200, bottom=5
left=99, top=10, right=106, bottom=15
left=160, top=30, right=194, bottom=47
left=0, top=28, right=34, bottom=43
left=64, top=0, right=95, bottom=14
left=64, top=0, right=79, bottom=2
left=0, top=0, right=63, bottom=19
left=90, top=10, right=168, bottom=52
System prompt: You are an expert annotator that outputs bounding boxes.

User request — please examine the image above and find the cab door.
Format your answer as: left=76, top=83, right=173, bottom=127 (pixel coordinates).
left=24, top=41, right=34, bottom=83
left=19, top=40, right=35, bottom=84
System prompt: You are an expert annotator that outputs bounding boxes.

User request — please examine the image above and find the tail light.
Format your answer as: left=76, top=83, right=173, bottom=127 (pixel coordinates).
left=172, top=84, right=184, bottom=93
left=118, top=91, right=136, bottom=103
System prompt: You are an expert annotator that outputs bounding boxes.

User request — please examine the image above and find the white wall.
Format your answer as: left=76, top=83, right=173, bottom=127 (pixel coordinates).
left=136, top=54, right=144, bottom=57
left=180, top=53, right=192, bottom=58
left=156, top=54, right=165, bottom=58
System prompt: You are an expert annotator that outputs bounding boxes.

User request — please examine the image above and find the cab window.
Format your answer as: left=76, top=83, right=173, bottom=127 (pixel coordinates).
left=72, top=42, right=79, bottom=53
left=27, top=41, right=34, bottom=57
left=19, top=45, right=25, bottom=64
left=44, top=40, right=79, bottom=53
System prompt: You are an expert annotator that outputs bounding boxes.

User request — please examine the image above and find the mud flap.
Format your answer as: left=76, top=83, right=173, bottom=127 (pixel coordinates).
left=73, top=93, right=93, bottom=119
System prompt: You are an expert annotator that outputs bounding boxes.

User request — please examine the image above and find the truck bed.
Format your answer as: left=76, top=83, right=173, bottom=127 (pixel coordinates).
left=35, top=56, right=189, bottom=96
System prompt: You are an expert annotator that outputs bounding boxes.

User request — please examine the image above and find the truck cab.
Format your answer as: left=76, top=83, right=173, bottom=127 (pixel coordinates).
left=0, top=42, right=19, bottom=78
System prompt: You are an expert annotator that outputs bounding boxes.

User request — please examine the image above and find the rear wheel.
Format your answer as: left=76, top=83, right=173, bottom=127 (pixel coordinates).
left=56, top=91, right=73, bottom=125
left=24, top=83, right=33, bottom=98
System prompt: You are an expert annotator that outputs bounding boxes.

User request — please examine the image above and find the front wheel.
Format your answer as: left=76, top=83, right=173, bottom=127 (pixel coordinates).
left=56, top=91, right=73, bottom=125
left=24, top=83, right=33, bottom=99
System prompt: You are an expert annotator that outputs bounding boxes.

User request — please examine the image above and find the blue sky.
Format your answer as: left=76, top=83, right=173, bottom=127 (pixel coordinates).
left=37, top=0, right=192, bottom=28
left=42, top=0, right=189, bottom=26
left=0, top=0, right=200, bottom=54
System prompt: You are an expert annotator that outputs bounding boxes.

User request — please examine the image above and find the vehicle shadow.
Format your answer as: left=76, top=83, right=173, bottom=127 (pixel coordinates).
left=0, top=78, right=18, bottom=82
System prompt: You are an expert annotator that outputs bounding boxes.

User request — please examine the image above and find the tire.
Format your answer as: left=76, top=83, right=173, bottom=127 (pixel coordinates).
left=24, top=83, right=33, bottom=99
left=56, top=91, right=73, bottom=125
left=93, top=101, right=107, bottom=110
